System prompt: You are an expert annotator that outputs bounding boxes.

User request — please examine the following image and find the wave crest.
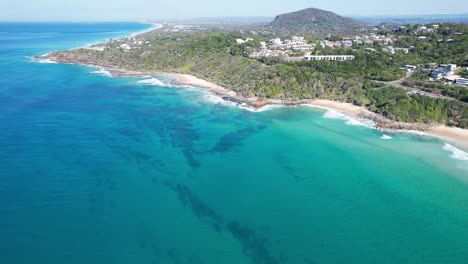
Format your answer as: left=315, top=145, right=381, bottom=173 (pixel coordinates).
left=91, top=68, right=112, bottom=77
left=323, top=109, right=374, bottom=128
left=29, top=56, right=57, bottom=64
left=137, top=78, right=165, bottom=86
left=443, top=144, right=468, bottom=161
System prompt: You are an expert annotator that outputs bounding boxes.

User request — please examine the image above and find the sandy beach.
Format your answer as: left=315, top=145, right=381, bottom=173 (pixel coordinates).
left=113, top=69, right=468, bottom=147
left=165, top=73, right=237, bottom=97
left=429, top=126, right=468, bottom=147
left=166, top=73, right=468, bottom=147
left=305, top=99, right=367, bottom=116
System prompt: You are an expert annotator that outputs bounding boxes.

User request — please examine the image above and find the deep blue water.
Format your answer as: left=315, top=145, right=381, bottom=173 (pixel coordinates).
left=1, top=22, right=468, bottom=264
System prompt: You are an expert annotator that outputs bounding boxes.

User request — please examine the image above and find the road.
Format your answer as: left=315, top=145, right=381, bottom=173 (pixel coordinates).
left=375, top=77, right=454, bottom=100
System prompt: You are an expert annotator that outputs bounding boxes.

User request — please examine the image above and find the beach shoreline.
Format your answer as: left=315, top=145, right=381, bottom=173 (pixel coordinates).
left=115, top=68, right=468, bottom=147
left=34, top=28, right=468, bottom=148
left=35, top=57, right=468, bottom=148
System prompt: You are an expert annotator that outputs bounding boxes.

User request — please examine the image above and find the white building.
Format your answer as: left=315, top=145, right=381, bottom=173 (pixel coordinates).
left=431, top=71, right=446, bottom=79
left=120, top=44, right=131, bottom=51
left=383, top=46, right=395, bottom=54
left=341, top=40, right=353, bottom=47
left=292, top=44, right=312, bottom=52
left=456, top=78, right=468, bottom=86
left=236, top=38, right=253, bottom=45
left=395, top=48, right=409, bottom=54
left=304, top=55, right=355, bottom=61
left=269, top=38, right=282, bottom=45
left=441, top=64, right=457, bottom=71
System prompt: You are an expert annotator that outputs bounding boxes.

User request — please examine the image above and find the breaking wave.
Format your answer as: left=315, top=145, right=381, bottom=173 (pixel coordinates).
left=91, top=68, right=112, bottom=77
left=442, top=144, right=468, bottom=161
left=381, top=135, right=393, bottom=140
left=137, top=78, right=165, bottom=86
left=322, top=109, right=374, bottom=128
left=323, top=109, right=347, bottom=119
left=202, top=92, right=284, bottom=112
left=29, top=56, right=57, bottom=64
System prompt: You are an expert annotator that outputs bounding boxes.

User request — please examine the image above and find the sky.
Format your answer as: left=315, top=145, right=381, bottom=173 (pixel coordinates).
left=1, top=0, right=467, bottom=21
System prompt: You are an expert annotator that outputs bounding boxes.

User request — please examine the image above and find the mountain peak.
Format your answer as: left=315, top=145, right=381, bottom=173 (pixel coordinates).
left=267, top=8, right=366, bottom=35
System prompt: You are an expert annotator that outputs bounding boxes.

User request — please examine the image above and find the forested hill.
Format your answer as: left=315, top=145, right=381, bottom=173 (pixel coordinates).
left=266, top=8, right=367, bottom=35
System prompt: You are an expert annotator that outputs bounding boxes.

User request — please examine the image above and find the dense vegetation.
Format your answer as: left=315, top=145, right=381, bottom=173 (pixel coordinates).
left=51, top=23, right=468, bottom=128
left=365, top=87, right=467, bottom=127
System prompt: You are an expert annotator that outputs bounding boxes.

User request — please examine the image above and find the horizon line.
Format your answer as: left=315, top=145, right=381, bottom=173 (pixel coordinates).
left=1, top=12, right=468, bottom=23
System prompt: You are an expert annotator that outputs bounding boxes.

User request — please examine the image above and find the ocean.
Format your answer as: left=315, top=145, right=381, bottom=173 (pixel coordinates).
left=0, top=22, right=468, bottom=264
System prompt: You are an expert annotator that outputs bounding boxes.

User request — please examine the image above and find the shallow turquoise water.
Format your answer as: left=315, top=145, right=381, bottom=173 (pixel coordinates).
left=0, top=23, right=468, bottom=264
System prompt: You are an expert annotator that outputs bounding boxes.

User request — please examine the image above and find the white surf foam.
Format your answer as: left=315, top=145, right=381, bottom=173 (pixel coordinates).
left=137, top=78, right=165, bottom=86
left=322, top=109, right=374, bottom=128
left=241, top=104, right=285, bottom=113
left=200, top=91, right=284, bottom=112
left=398, top=130, right=429, bottom=137
left=442, top=143, right=468, bottom=161
left=31, top=57, right=57, bottom=64
left=203, top=93, right=227, bottom=104
left=381, top=135, right=393, bottom=140
left=323, top=109, right=348, bottom=120
left=91, top=68, right=112, bottom=77
left=345, top=119, right=369, bottom=127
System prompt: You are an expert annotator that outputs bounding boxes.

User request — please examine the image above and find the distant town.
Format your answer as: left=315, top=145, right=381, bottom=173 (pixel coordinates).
left=233, top=23, right=467, bottom=86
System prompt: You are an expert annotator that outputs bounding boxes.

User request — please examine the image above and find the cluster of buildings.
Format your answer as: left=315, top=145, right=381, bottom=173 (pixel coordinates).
left=236, top=38, right=253, bottom=44
left=319, top=40, right=342, bottom=48
left=394, top=25, right=440, bottom=34
left=264, top=37, right=314, bottom=52
left=319, top=34, right=406, bottom=51
left=431, top=64, right=468, bottom=86
left=249, top=49, right=284, bottom=58
left=431, top=64, right=457, bottom=79
left=414, top=25, right=438, bottom=34
left=304, top=55, right=355, bottom=61
left=383, top=46, right=410, bottom=54
left=118, top=37, right=149, bottom=52
left=249, top=37, right=314, bottom=59
left=402, top=65, right=418, bottom=76
left=248, top=37, right=356, bottom=62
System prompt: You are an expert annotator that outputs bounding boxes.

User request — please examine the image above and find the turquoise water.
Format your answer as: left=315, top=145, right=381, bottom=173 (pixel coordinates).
left=1, top=23, right=468, bottom=264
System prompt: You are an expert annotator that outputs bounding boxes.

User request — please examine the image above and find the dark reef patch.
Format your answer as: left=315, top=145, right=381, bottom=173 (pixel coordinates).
left=165, top=182, right=223, bottom=231
left=274, top=152, right=304, bottom=182
left=227, top=221, right=280, bottom=264
left=165, top=181, right=280, bottom=264
left=210, top=124, right=267, bottom=153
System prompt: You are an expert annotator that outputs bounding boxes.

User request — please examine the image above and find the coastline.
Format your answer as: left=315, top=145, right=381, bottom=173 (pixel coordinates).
left=34, top=29, right=468, bottom=148
left=37, top=58, right=468, bottom=148
left=150, top=71, right=468, bottom=148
